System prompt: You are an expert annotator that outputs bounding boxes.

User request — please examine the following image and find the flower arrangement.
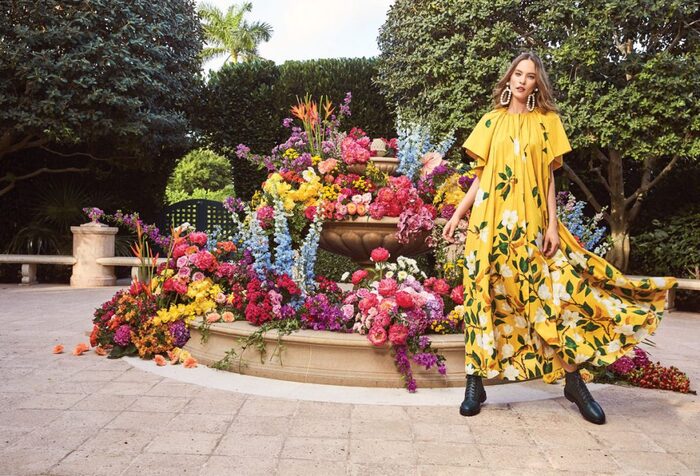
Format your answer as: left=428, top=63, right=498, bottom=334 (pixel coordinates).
left=556, top=191, right=611, bottom=255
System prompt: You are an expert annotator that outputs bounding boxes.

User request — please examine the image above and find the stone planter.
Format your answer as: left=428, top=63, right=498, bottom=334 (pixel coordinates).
left=185, top=320, right=496, bottom=388
left=319, top=216, right=430, bottom=266
left=346, top=156, right=399, bottom=176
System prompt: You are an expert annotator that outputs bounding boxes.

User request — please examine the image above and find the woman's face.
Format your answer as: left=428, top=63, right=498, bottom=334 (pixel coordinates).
left=508, top=59, right=537, bottom=101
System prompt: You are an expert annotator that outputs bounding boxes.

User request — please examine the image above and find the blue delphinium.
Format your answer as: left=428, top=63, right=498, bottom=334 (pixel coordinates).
left=244, top=208, right=272, bottom=280
left=297, top=208, right=324, bottom=292
left=396, top=116, right=455, bottom=181
left=556, top=191, right=610, bottom=254
left=271, top=199, right=295, bottom=276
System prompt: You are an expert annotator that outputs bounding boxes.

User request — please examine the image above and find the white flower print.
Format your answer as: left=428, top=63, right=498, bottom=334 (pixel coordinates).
left=501, top=209, right=518, bottom=230
left=493, top=282, right=506, bottom=296
left=478, top=311, right=489, bottom=326
left=573, top=332, right=584, bottom=343
left=569, top=251, right=588, bottom=268
left=553, top=283, right=570, bottom=303
left=535, top=231, right=544, bottom=250
left=503, top=364, right=520, bottom=380
left=500, top=301, right=513, bottom=313
left=606, top=340, right=621, bottom=354
left=634, top=327, right=649, bottom=342
left=502, top=324, right=513, bottom=335
left=614, top=324, right=635, bottom=336
left=501, top=343, right=515, bottom=358
left=465, top=363, right=476, bottom=375
left=480, top=226, right=489, bottom=243
left=535, top=307, right=548, bottom=323
left=513, top=137, right=520, bottom=156
left=553, top=249, right=567, bottom=267
left=487, top=369, right=500, bottom=378
left=474, top=189, right=487, bottom=208
left=652, top=277, right=667, bottom=287
left=615, top=276, right=628, bottom=287
left=466, top=251, right=477, bottom=276
left=500, top=263, right=514, bottom=278
left=537, top=283, right=552, bottom=300
left=561, top=309, right=580, bottom=328
left=574, top=353, right=589, bottom=364
left=514, top=315, right=527, bottom=328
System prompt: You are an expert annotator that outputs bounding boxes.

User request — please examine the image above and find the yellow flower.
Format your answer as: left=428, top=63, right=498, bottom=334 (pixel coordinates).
left=320, top=184, right=340, bottom=201
left=311, top=155, right=321, bottom=165
left=543, top=367, right=566, bottom=384
left=283, top=148, right=300, bottom=159
left=352, top=177, right=369, bottom=192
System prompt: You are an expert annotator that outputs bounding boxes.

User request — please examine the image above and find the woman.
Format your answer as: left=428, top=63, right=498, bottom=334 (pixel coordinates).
left=442, top=52, right=676, bottom=425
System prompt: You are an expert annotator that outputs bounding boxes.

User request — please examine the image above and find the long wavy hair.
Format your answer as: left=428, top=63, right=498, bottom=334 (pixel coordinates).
left=492, top=52, right=559, bottom=113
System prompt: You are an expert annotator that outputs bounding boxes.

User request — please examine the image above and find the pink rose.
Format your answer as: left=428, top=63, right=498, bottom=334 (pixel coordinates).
left=318, top=158, right=338, bottom=174
left=178, top=266, right=191, bottom=278
left=433, top=279, right=450, bottom=296
left=341, top=304, right=355, bottom=320
left=192, top=271, right=205, bottom=282
left=188, top=232, right=208, bottom=247
left=370, top=247, right=390, bottom=263
left=206, top=312, right=221, bottom=323
left=377, top=278, right=397, bottom=297
left=388, top=324, right=409, bottom=345
left=222, top=311, right=235, bottom=322
left=176, top=256, right=189, bottom=268
left=368, top=326, right=388, bottom=346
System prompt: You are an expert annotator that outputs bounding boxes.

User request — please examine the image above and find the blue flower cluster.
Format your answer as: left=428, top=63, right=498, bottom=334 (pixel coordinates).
left=243, top=208, right=272, bottom=280
left=556, top=191, right=609, bottom=254
left=298, top=208, right=324, bottom=292
left=272, top=200, right=294, bottom=276
left=396, top=117, right=455, bottom=181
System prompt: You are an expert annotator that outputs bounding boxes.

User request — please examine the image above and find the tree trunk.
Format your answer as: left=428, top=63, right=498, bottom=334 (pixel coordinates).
left=604, top=148, right=629, bottom=270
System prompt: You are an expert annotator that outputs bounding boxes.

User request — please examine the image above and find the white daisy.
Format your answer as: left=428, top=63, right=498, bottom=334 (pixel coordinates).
left=501, top=343, right=515, bottom=358
left=503, top=364, right=520, bottom=381
left=501, top=209, right=519, bottom=230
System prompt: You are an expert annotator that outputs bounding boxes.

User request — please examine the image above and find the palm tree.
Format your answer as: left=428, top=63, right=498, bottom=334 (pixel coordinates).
left=198, top=2, right=273, bottom=64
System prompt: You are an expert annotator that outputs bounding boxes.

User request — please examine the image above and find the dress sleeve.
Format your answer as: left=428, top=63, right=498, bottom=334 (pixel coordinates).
left=546, top=113, right=572, bottom=171
left=462, top=112, right=497, bottom=177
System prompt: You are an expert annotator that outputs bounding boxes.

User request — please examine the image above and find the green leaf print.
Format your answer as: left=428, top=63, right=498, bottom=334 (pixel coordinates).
left=565, top=336, right=578, bottom=349
left=473, top=354, right=482, bottom=366
left=566, top=281, right=574, bottom=295
left=495, top=181, right=506, bottom=191
left=519, top=257, right=528, bottom=273
left=500, top=184, right=511, bottom=200
left=485, top=119, right=492, bottom=128
left=517, top=335, right=525, bottom=346
left=542, top=147, right=548, bottom=154
left=585, top=322, right=601, bottom=332
left=543, top=361, right=553, bottom=374
left=532, top=186, right=539, bottom=197
left=543, top=131, right=549, bottom=141
left=582, top=302, right=594, bottom=316
left=605, top=265, right=614, bottom=279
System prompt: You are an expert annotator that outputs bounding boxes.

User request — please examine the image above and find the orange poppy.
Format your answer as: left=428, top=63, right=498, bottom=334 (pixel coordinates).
left=52, top=344, right=64, bottom=354
left=183, top=357, right=198, bottom=368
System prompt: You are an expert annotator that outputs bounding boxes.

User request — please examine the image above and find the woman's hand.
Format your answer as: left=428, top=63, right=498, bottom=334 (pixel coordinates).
left=442, top=216, right=460, bottom=243
left=542, top=224, right=560, bottom=258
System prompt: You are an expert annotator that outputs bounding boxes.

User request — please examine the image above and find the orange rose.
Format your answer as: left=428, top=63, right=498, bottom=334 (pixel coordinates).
left=94, top=346, right=107, bottom=356
left=222, top=311, right=235, bottom=323
left=206, top=312, right=221, bottom=323
left=52, top=344, right=64, bottom=354
left=356, top=203, right=367, bottom=216
left=154, top=355, right=167, bottom=366
left=183, top=357, right=198, bottom=368
left=346, top=203, right=357, bottom=215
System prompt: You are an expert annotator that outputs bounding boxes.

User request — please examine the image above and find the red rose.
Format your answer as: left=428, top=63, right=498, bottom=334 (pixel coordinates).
left=395, top=291, right=414, bottom=309
left=351, top=269, right=369, bottom=285
left=433, top=279, right=450, bottom=295
left=305, top=206, right=317, bottom=221
left=388, top=324, right=409, bottom=345
left=370, top=247, right=390, bottom=263
left=377, top=278, right=398, bottom=297
left=450, top=285, right=465, bottom=304
left=368, top=326, right=388, bottom=346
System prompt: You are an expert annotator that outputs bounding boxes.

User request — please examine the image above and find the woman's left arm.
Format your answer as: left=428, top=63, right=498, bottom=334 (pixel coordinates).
left=542, top=161, right=561, bottom=257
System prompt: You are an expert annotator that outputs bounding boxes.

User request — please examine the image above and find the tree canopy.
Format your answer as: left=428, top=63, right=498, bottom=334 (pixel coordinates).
left=0, top=0, right=204, bottom=195
left=377, top=0, right=700, bottom=269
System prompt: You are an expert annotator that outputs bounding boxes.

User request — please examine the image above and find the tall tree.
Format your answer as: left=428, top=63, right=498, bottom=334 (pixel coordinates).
left=198, top=2, right=273, bottom=64
left=0, top=0, right=204, bottom=196
left=377, top=0, right=700, bottom=270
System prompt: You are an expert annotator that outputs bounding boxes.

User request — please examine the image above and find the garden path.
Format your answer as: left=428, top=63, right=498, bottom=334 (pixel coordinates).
left=0, top=285, right=698, bottom=475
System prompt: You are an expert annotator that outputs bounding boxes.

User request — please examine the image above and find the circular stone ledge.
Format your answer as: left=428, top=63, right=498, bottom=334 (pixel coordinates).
left=185, top=320, right=503, bottom=388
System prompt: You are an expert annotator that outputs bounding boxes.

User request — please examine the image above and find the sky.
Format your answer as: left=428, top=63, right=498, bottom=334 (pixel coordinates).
left=197, top=0, right=395, bottom=70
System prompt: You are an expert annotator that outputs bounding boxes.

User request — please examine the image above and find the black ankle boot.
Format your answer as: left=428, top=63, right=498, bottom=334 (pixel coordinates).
left=460, top=375, right=487, bottom=416
left=564, top=369, right=606, bottom=425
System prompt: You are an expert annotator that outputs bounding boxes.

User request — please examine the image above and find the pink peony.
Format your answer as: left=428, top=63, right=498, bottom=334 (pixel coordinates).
left=370, top=247, right=390, bottom=263
left=369, top=202, right=387, bottom=220
left=376, top=187, right=395, bottom=203
left=388, top=324, right=409, bottom=345
left=375, top=310, right=391, bottom=328
left=341, top=304, right=355, bottom=320
left=222, top=311, right=235, bottom=323
left=395, top=291, right=415, bottom=309
left=450, top=285, right=465, bottom=304
left=178, top=266, right=191, bottom=278
left=433, top=279, right=450, bottom=296
left=317, top=158, right=338, bottom=174
left=176, top=256, right=189, bottom=268
left=193, top=250, right=217, bottom=272
left=206, top=312, right=221, bottom=323
left=377, top=278, right=398, bottom=297
left=304, top=206, right=317, bottom=221
left=368, top=326, right=388, bottom=346
left=351, top=269, right=369, bottom=285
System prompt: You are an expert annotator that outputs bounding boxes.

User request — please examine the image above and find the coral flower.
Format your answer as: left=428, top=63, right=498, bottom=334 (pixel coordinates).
left=183, top=357, right=198, bottom=368
left=94, top=346, right=108, bottom=356
left=72, top=343, right=90, bottom=356
left=370, top=247, right=390, bottom=263
left=206, top=312, right=221, bottom=323
left=154, top=355, right=167, bottom=366
left=368, top=326, right=388, bottom=346
left=168, top=348, right=181, bottom=364
left=52, top=344, right=64, bottom=354
left=222, top=311, right=235, bottom=323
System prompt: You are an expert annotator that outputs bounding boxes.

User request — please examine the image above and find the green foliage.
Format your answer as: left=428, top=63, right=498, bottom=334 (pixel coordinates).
left=0, top=0, right=203, bottom=156
left=165, top=148, right=234, bottom=204
left=195, top=58, right=396, bottom=200
left=630, top=207, right=700, bottom=279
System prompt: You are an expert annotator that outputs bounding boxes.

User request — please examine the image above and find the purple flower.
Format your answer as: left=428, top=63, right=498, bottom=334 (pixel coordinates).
left=168, top=320, right=190, bottom=348
left=609, top=356, right=635, bottom=375
left=282, top=117, right=294, bottom=128
left=114, top=324, right=132, bottom=346
left=82, top=207, right=105, bottom=223
left=235, top=144, right=250, bottom=159
left=440, top=204, right=456, bottom=219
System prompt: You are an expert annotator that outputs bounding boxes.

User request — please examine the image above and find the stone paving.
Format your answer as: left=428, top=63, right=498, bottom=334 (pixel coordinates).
left=0, top=284, right=698, bottom=476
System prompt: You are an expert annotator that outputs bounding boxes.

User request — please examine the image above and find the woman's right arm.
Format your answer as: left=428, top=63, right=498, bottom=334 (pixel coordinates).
left=442, top=175, right=480, bottom=241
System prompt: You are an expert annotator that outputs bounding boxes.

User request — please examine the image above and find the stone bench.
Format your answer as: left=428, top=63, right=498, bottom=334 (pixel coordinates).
left=96, top=256, right=169, bottom=279
left=0, top=254, right=77, bottom=284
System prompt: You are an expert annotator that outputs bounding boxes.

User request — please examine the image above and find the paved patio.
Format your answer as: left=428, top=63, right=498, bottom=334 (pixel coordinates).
left=0, top=284, right=698, bottom=475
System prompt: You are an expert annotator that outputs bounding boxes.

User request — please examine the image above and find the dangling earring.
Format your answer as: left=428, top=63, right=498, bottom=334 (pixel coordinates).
left=500, top=85, right=512, bottom=106
left=527, top=88, right=538, bottom=111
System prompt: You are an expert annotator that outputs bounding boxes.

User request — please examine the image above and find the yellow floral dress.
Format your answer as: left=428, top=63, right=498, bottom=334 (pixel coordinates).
left=460, top=108, right=677, bottom=382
